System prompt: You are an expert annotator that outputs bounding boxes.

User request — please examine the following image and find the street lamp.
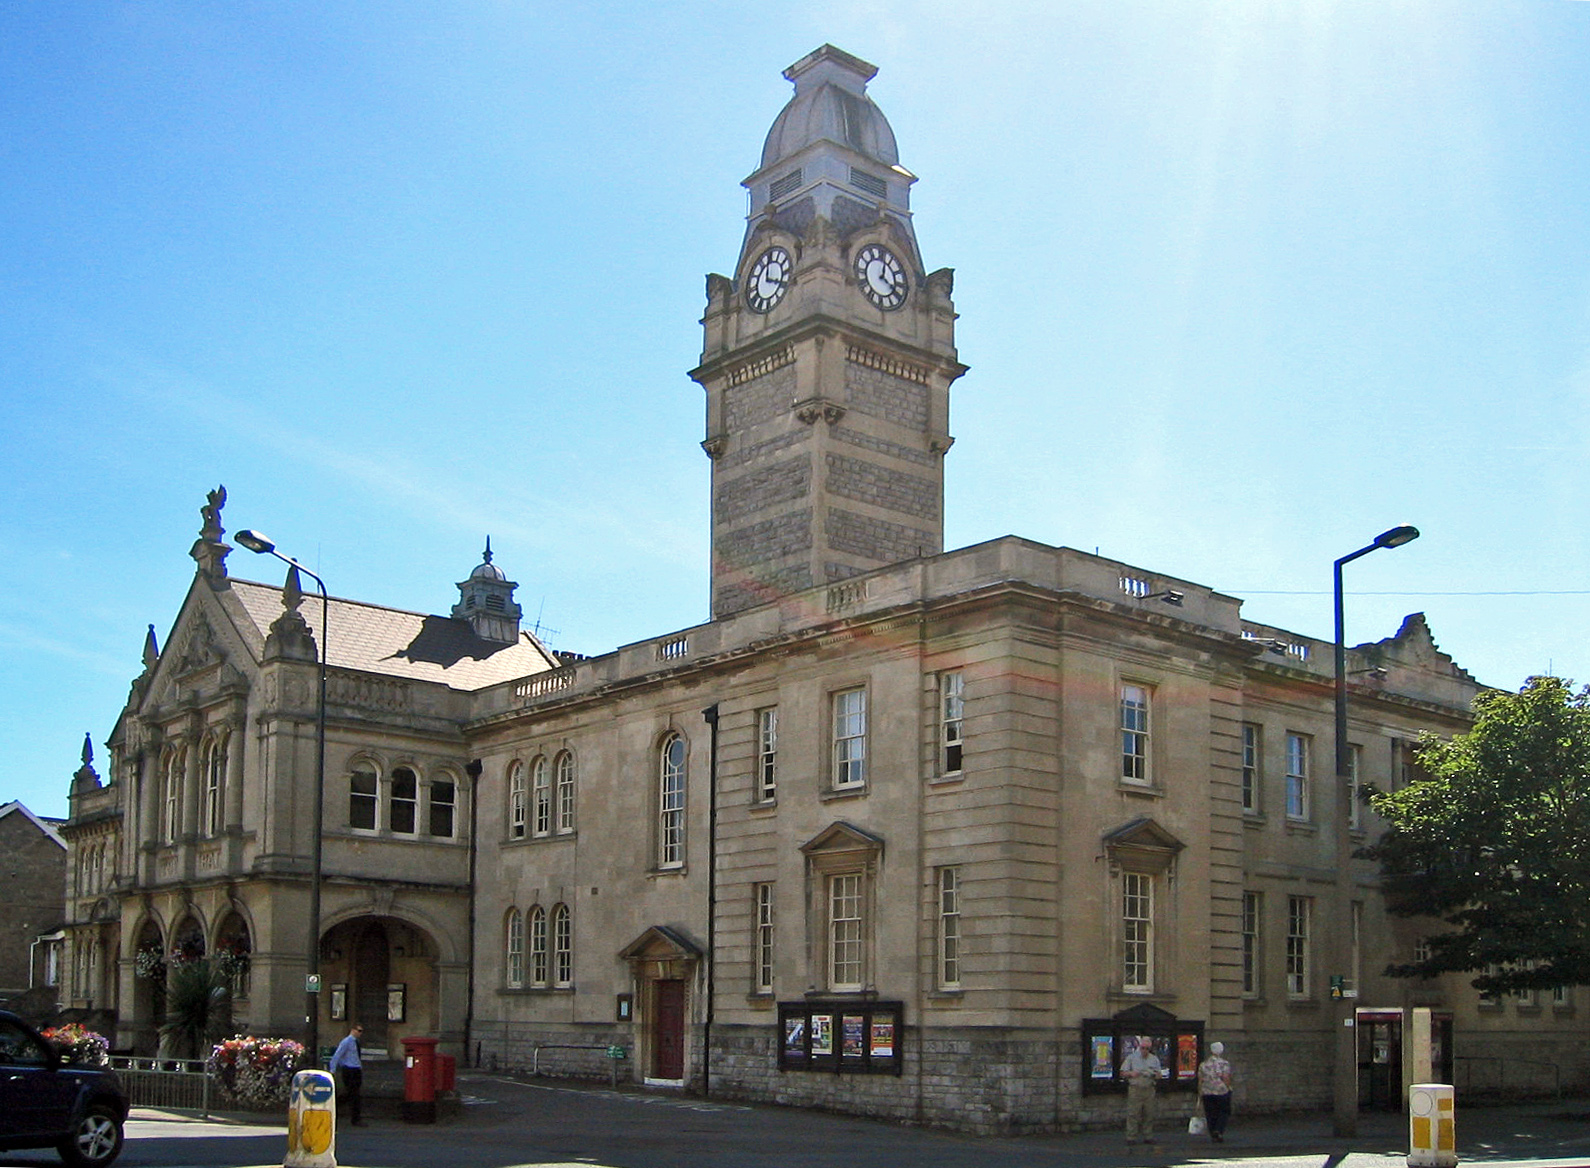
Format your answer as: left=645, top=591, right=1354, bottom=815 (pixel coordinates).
left=1331, top=523, right=1419, bottom=1136
left=236, top=528, right=329, bottom=1068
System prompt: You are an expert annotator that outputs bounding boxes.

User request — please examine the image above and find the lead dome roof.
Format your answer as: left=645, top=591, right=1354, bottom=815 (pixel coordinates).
left=759, top=45, right=899, bottom=171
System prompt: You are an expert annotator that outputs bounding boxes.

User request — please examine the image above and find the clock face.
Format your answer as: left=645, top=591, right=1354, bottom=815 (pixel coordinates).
left=855, top=243, right=908, bottom=310
left=745, top=246, right=793, bottom=313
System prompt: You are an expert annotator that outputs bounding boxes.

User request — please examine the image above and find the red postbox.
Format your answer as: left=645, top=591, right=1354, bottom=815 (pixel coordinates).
left=400, top=1036, right=439, bottom=1124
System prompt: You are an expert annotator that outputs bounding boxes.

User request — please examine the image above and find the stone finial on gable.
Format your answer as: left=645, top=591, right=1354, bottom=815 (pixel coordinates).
left=189, top=485, right=232, bottom=585
left=263, top=564, right=319, bottom=663
left=142, top=624, right=160, bottom=671
left=72, top=732, right=102, bottom=794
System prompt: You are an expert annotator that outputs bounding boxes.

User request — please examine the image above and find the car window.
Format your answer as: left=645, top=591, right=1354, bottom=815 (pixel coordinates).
left=0, top=1019, right=50, bottom=1064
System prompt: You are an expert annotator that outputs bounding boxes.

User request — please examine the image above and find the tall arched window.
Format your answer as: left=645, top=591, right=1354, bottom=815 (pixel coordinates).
left=532, top=757, right=551, bottom=837
left=160, top=747, right=183, bottom=843
left=390, top=767, right=418, bottom=835
left=552, top=903, right=572, bottom=987
left=555, top=751, right=576, bottom=835
left=507, top=762, right=526, bottom=839
left=529, top=906, right=548, bottom=987
left=658, top=734, right=687, bottom=868
left=505, top=909, right=525, bottom=988
left=202, top=732, right=227, bottom=837
left=349, top=766, right=378, bottom=830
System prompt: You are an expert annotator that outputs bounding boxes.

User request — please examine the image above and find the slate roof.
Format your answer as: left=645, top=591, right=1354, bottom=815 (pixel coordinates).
left=228, top=579, right=559, bottom=692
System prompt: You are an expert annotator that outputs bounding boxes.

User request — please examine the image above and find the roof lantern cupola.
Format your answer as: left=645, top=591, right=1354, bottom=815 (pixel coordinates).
left=452, top=537, right=523, bottom=643
left=745, top=44, right=917, bottom=257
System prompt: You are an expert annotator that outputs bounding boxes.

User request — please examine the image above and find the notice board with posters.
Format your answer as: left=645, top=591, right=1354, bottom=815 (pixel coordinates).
left=1081, top=1003, right=1204, bottom=1095
left=779, top=1000, right=903, bottom=1076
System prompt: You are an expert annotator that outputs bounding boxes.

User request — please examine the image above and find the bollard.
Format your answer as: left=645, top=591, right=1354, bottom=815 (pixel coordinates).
left=284, top=1069, right=337, bottom=1168
left=1408, top=1083, right=1456, bottom=1168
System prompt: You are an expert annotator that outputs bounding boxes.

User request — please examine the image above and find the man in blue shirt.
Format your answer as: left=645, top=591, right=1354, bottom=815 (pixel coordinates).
left=327, top=1023, right=365, bottom=1126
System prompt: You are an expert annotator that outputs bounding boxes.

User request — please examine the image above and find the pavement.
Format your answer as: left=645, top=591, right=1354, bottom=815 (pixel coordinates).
left=10, top=1069, right=1587, bottom=1168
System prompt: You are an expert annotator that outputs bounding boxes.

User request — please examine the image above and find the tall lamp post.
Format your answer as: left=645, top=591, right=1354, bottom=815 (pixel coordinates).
left=236, top=528, right=329, bottom=1068
left=1331, top=523, right=1419, bottom=1135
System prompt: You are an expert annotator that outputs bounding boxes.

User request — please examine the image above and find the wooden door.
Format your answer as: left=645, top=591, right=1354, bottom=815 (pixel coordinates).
left=652, top=979, right=685, bottom=1079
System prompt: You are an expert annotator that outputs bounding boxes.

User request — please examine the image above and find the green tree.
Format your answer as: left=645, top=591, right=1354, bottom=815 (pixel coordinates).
left=1367, top=675, right=1590, bottom=994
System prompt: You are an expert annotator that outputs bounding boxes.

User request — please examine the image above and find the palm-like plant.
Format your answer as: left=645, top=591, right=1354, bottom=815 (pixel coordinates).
left=158, top=958, right=232, bottom=1059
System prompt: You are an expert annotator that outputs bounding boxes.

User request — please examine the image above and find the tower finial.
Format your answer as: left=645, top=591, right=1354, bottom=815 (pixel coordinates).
left=190, top=484, right=232, bottom=583
left=484, top=536, right=493, bottom=564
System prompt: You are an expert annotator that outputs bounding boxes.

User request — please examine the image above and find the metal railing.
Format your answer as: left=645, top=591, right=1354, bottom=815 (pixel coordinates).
left=109, top=1055, right=214, bottom=1116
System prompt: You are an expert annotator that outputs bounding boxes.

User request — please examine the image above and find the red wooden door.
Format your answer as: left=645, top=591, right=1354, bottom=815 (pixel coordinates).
left=652, top=979, right=685, bottom=1079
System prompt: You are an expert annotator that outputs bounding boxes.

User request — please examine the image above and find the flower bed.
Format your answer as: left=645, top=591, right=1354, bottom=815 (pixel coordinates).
left=207, top=1035, right=304, bottom=1109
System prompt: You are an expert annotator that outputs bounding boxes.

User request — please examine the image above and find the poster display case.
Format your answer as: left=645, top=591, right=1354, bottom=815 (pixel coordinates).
left=1082, top=1003, right=1203, bottom=1094
left=779, top=1000, right=903, bottom=1075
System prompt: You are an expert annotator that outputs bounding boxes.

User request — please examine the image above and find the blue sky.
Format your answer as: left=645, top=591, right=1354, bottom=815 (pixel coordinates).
left=4, top=1, right=1587, bottom=819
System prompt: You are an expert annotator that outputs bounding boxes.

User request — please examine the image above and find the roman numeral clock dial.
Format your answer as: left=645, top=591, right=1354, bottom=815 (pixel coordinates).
left=745, top=246, right=793, bottom=313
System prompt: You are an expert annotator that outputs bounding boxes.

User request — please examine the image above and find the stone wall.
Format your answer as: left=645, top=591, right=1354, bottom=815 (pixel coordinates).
left=472, top=1019, right=631, bottom=1081
left=825, top=453, right=938, bottom=521
left=724, top=364, right=797, bottom=432
left=715, top=456, right=811, bottom=526
left=825, top=508, right=935, bottom=564
left=846, top=361, right=928, bottom=429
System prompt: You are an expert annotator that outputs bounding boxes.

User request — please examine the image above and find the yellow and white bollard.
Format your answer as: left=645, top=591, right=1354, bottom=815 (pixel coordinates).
left=1408, top=1083, right=1456, bottom=1168
left=285, top=1069, right=337, bottom=1168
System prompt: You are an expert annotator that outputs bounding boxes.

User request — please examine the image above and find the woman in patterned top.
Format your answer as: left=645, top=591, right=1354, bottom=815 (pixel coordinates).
left=1198, top=1041, right=1234, bottom=1141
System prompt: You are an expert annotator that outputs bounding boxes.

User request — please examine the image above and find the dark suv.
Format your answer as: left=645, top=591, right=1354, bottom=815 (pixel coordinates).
left=0, top=1010, right=129, bottom=1166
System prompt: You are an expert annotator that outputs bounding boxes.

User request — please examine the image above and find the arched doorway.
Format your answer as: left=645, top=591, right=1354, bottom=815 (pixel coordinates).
left=131, top=920, right=165, bottom=1056
left=320, top=916, right=438, bottom=1058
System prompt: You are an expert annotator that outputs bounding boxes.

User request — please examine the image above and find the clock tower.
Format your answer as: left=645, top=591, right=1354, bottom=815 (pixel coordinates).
left=692, top=45, right=966, bottom=619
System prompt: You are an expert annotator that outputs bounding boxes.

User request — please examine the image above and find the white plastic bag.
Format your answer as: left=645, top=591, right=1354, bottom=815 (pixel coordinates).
left=1188, top=1115, right=1206, bottom=1135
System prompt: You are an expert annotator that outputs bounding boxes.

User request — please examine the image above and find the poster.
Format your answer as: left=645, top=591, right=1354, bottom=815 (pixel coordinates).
left=387, top=983, right=406, bottom=1023
left=842, top=1015, right=865, bottom=1058
left=1090, top=1035, right=1114, bottom=1079
left=1152, top=1036, right=1172, bottom=1079
left=784, top=1016, right=806, bottom=1053
left=870, top=1020, right=895, bottom=1058
left=811, top=1013, right=833, bottom=1056
left=1177, top=1033, right=1199, bottom=1080
left=330, top=984, right=347, bottom=1021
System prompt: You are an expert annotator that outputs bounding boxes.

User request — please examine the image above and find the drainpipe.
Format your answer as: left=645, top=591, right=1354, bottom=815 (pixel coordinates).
left=701, top=704, right=720, bottom=1099
left=463, top=758, right=483, bottom=1066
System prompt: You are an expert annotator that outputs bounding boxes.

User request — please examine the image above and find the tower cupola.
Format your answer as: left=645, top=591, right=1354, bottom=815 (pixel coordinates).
left=452, top=538, right=523, bottom=643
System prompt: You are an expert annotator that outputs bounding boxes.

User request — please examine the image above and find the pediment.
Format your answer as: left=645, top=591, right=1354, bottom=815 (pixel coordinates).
left=799, top=820, right=885, bottom=858
left=1113, top=1002, right=1178, bottom=1025
left=140, top=583, right=258, bottom=716
left=1102, top=817, right=1184, bottom=875
left=619, top=924, right=703, bottom=963
left=1363, top=612, right=1477, bottom=683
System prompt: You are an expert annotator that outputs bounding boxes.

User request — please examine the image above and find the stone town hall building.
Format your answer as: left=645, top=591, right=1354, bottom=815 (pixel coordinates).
left=61, top=46, right=1583, bottom=1132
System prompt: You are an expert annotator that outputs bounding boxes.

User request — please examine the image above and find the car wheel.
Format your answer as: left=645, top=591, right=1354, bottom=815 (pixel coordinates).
left=58, top=1105, right=124, bottom=1167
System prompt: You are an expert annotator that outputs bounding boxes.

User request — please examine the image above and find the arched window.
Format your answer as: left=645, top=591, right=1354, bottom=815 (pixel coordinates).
left=555, top=752, right=576, bottom=835
left=507, top=761, right=526, bottom=839
left=202, top=732, right=227, bottom=837
left=505, top=909, right=525, bottom=989
left=658, top=734, right=687, bottom=868
left=532, top=757, right=551, bottom=837
left=349, top=766, right=378, bottom=830
left=529, top=906, right=548, bottom=987
left=552, top=903, right=572, bottom=987
left=160, top=747, right=183, bottom=843
left=390, top=767, right=418, bottom=834
left=215, top=911, right=252, bottom=999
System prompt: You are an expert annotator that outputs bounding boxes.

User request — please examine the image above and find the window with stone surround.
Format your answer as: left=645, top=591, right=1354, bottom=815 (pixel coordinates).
left=832, top=687, right=867, bottom=789
left=429, top=776, right=455, bottom=838
left=505, top=909, right=524, bottom=989
left=1122, top=872, right=1154, bottom=992
left=754, top=883, right=774, bottom=994
left=1285, top=733, right=1310, bottom=821
left=1242, top=891, right=1261, bottom=997
left=160, top=747, right=182, bottom=843
left=939, top=671, right=964, bottom=776
left=532, top=756, right=551, bottom=838
left=529, top=906, right=548, bottom=988
left=1121, top=684, right=1151, bottom=785
left=202, top=732, right=227, bottom=837
left=829, top=873, right=865, bottom=990
left=801, top=821, right=883, bottom=995
left=507, top=761, right=526, bottom=839
left=757, top=708, right=778, bottom=802
left=1286, top=895, right=1312, bottom=998
left=552, top=903, right=572, bottom=987
left=659, top=734, right=687, bottom=868
left=1241, top=724, right=1261, bottom=813
left=938, top=866, right=962, bottom=989
left=555, top=751, right=576, bottom=834
left=390, top=767, right=418, bottom=835
left=349, top=768, right=378, bottom=831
